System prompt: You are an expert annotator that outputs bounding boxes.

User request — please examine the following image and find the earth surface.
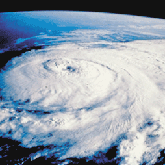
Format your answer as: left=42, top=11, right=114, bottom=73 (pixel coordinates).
left=0, top=11, right=165, bottom=165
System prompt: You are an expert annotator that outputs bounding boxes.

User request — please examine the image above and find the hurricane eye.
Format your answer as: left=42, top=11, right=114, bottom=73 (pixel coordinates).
left=66, top=66, right=76, bottom=72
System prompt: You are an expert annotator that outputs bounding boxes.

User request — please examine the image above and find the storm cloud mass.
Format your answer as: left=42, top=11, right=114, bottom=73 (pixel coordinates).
left=0, top=11, right=165, bottom=165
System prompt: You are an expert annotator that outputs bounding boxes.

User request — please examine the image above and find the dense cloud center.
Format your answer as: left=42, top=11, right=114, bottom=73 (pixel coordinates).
left=1, top=56, right=117, bottom=110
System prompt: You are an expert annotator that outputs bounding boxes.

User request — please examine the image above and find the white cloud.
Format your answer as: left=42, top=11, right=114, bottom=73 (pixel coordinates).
left=0, top=39, right=165, bottom=164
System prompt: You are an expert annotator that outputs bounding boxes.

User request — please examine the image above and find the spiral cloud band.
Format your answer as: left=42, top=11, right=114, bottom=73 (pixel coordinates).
left=1, top=40, right=165, bottom=164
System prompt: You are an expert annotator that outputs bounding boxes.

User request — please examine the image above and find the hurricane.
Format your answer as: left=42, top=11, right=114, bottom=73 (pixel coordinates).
left=1, top=11, right=165, bottom=165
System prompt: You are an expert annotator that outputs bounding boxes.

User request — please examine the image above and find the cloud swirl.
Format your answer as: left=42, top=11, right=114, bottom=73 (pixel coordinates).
left=1, top=40, right=165, bottom=164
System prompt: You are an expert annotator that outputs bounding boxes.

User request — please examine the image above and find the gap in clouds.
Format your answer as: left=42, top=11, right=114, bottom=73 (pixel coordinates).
left=0, top=136, right=124, bottom=165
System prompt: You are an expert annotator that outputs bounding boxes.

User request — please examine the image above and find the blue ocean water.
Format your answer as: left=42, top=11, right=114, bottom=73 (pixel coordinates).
left=0, top=12, right=78, bottom=50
